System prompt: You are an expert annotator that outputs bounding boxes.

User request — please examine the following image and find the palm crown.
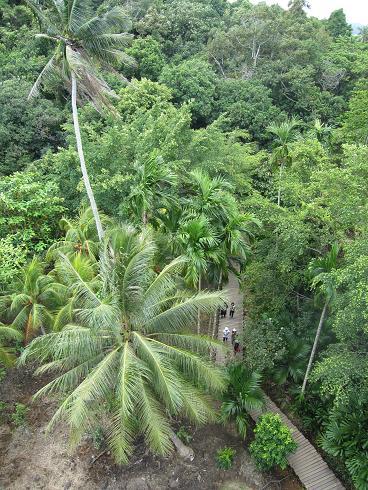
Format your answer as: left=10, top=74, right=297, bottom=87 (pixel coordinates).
left=27, top=0, right=134, bottom=109
left=20, top=225, right=226, bottom=463
left=3, top=257, right=65, bottom=344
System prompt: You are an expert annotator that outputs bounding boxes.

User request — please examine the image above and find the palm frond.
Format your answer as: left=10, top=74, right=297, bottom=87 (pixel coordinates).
left=132, top=332, right=182, bottom=411
left=28, top=55, right=58, bottom=99
left=137, top=382, right=173, bottom=455
left=145, top=290, right=225, bottom=333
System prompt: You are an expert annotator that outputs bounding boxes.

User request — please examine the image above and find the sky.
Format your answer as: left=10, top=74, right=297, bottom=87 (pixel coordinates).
left=250, top=0, right=368, bottom=25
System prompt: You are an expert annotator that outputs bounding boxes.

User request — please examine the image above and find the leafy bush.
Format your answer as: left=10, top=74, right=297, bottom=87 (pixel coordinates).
left=11, top=403, right=29, bottom=427
left=250, top=413, right=297, bottom=471
left=176, top=426, right=193, bottom=445
left=0, top=236, right=26, bottom=290
left=216, top=447, right=236, bottom=470
left=91, top=426, right=105, bottom=450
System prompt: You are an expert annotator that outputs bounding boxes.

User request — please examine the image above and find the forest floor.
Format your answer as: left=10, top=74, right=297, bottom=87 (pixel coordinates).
left=0, top=367, right=302, bottom=490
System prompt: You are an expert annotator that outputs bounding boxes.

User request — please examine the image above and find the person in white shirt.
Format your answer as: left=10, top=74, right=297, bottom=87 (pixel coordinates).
left=223, top=326, right=230, bottom=342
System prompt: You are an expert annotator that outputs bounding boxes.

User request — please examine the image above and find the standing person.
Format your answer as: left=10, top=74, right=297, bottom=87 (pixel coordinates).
left=223, top=302, right=228, bottom=317
left=223, top=326, right=230, bottom=342
left=234, top=340, right=240, bottom=354
left=230, top=302, right=235, bottom=318
left=231, top=328, right=237, bottom=344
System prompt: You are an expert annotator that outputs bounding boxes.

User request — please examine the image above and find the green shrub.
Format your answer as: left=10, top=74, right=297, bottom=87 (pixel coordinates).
left=216, top=446, right=236, bottom=470
left=11, top=403, right=29, bottom=427
left=176, top=426, right=193, bottom=445
left=91, top=426, right=105, bottom=450
left=249, top=413, right=297, bottom=471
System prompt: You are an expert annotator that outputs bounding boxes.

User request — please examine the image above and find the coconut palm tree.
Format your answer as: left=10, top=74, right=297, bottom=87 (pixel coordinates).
left=301, top=243, right=339, bottom=394
left=53, top=253, right=99, bottom=331
left=176, top=216, right=222, bottom=333
left=27, top=0, right=134, bottom=240
left=20, top=225, right=226, bottom=463
left=3, top=257, right=66, bottom=344
left=188, top=169, right=234, bottom=225
left=215, top=212, right=261, bottom=288
left=128, top=152, right=176, bottom=226
left=0, top=325, right=23, bottom=366
left=267, top=118, right=299, bottom=206
left=47, top=207, right=103, bottom=262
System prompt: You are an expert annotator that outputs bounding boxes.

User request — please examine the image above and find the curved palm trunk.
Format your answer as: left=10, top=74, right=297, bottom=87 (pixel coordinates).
left=71, top=74, right=104, bottom=241
left=277, top=161, right=284, bottom=206
left=301, top=299, right=329, bottom=394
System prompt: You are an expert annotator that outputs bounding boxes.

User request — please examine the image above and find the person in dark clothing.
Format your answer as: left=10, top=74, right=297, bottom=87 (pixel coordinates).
left=234, top=340, right=240, bottom=354
left=223, top=302, right=228, bottom=317
left=229, top=302, right=235, bottom=318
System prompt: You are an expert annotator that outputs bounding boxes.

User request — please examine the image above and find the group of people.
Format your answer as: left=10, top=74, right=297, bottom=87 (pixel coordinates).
left=220, top=302, right=236, bottom=318
left=221, top=301, right=240, bottom=354
left=222, top=327, right=240, bottom=353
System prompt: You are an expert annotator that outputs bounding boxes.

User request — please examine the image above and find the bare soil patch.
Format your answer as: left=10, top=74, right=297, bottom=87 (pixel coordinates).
left=0, top=367, right=302, bottom=490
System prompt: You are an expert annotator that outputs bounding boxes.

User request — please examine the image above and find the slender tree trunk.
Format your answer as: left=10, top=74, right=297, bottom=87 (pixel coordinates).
left=212, top=309, right=219, bottom=339
left=207, top=314, right=213, bottom=336
left=71, top=74, right=104, bottom=241
left=211, top=269, right=223, bottom=338
left=218, top=270, right=223, bottom=291
left=301, top=299, right=329, bottom=394
left=142, top=208, right=148, bottom=226
left=197, top=275, right=202, bottom=334
left=277, top=161, right=284, bottom=206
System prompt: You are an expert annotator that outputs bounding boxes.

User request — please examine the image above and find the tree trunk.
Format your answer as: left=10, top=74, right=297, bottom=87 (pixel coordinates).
left=277, top=161, right=284, bottom=206
left=170, top=432, right=194, bottom=461
left=301, top=299, right=329, bottom=394
left=212, top=309, right=219, bottom=339
left=197, top=275, right=202, bottom=334
left=71, top=74, right=104, bottom=241
left=218, top=270, right=223, bottom=291
left=142, top=208, right=148, bottom=226
left=207, top=314, right=213, bottom=336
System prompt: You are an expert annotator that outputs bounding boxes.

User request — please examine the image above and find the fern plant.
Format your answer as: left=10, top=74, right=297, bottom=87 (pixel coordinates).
left=320, top=404, right=368, bottom=489
left=220, top=362, right=264, bottom=439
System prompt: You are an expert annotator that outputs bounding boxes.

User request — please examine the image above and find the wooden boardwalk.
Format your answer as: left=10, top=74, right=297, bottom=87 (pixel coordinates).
left=217, top=273, right=345, bottom=490
left=216, top=272, right=244, bottom=363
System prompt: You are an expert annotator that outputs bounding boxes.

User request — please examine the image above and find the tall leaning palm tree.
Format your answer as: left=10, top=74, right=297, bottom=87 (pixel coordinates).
left=301, top=243, right=339, bottom=394
left=267, top=118, right=299, bottom=206
left=20, top=225, right=226, bottom=463
left=27, top=0, right=134, bottom=240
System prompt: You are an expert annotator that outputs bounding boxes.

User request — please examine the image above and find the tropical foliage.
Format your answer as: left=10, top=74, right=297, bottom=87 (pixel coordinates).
left=249, top=413, right=297, bottom=471
left=1, top=0, right=368, bottom=484
left=19, top=225, right=226, bottom=462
